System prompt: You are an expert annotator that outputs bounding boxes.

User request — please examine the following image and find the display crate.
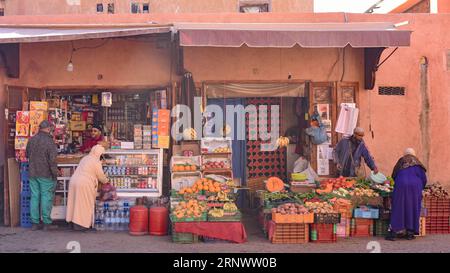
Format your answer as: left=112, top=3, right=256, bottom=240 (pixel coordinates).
left=336, top=218, right=351, bottom=238
left=373, top=219, right=390, bottom=237
left=423, top=198, right=450, bottom=216
left=171, top=226, right=199, bottom=244
left=310, top=223, right=337, bottom=243
left=314, top=213, right=341, bottom=224
left=208, top=211, right=242, bottom=222
left=20, top=193, right=32, bottom=228
left=425, top=215, right=450, bottom=234
left=350, top=218, right=374, bottom=237
left=170, top=213, right=207, bottom=223
left=271, top=223, right=309, bottom=244
left=272, top=213, right=314, bottom=224
left=353, top=207, right=380, bottom=219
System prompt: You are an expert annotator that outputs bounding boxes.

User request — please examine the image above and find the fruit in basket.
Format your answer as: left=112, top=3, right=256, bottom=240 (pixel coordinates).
left=423, top=182, right=449, bottom=199
left=173, top=199, right=206, bottom=218
left=266, top=177, right=284, bottom=192
left=208, top=208, right=224, bottom=218
left=349, top=187, right=379, bottom=197
left=274, top=203, right=309, bottom=215
left=223, top=202, right=238, bottom=212
left=304, top=201, right=336, bottom=214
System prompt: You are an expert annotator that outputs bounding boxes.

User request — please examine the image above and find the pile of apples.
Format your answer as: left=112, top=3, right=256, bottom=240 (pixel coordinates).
left=203, top=160, right=229, bottom=170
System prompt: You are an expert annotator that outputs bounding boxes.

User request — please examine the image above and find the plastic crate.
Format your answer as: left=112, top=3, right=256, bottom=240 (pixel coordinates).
left=353, top=207, right=379, bottom=219
left=383, top=196, right=391, bottom=210
left=373, top=219, right=390, bottom=237
left=272, top=213, right=314, bottom=224
left=425, top=216, right=450, bottom=234
left=314, top=213, right=341, bottom=224
left=423, top=198, right=450, bottom=217
left=310, top=223, right=337, bottom=243
left=170, top=213, right=207, bottom=223
left=336, top=218, right=351, bottom=238
left=20, top=193, right=32, bottom=228
left=20, top=162, right=29, bottom=172
left=350, top=218, right=374, bottom=237
left=172, top=230, right=199, bottom=244
left=271, top=223, right=309, bottom=244
left=208, top=212, right=242, bottom=222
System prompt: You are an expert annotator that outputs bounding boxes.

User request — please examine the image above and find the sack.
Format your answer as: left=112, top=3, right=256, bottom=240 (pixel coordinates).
left=354, top=158, right=367, bottom=178
left=99, top=183, right=118, bottom=201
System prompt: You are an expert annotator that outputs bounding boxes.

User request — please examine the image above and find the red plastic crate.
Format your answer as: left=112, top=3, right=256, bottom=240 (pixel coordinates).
left=424, top=198, right=450, bottom=216
left=310, top=223, right=337, bottom=243
left=425, top=216, right=450, bottom=234
left=350, top=218, right=374, bottom=237
left=271, top=223, right=309, bottom=244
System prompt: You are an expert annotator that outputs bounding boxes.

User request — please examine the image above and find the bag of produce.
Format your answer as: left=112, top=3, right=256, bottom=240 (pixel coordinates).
left=99, top=183, right=118, bottom=201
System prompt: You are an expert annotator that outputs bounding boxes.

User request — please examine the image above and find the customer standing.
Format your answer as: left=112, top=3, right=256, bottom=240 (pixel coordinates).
left=26, top=120, right=58, bottom=231
left=66, top=145, right=109, bottom=232
left=386, top=148, right=427, bottom=241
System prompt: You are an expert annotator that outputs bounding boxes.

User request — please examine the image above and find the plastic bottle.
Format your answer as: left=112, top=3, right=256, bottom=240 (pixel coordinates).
left=112, top=210, right=118, bottom=231
left=124, top=209, right=130, bottom=231
left=105, top=210, right=112, bottom=231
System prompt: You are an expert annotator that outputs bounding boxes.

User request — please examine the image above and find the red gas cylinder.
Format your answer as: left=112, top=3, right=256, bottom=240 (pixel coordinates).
left=129, top=205, right=149, bottom=236
left=149, top=206, right=169, bottom=236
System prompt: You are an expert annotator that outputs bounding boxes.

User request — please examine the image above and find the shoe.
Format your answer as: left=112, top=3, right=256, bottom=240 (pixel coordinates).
left=406, top=231, right=416, bottom=240
left=31, top=224, right=42, bottom=231
left=43, top=224, right=59, bottom=231
left=385, top=231, right=396, bottom=241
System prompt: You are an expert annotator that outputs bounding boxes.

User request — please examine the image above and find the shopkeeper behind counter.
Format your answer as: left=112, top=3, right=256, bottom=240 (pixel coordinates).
left=80, top=124, right=104, bottom=153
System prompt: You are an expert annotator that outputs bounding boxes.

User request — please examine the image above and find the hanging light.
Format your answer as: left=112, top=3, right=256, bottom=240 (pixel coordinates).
left=67, top=41, right=75, bottom=72
left=66, top=61, right=74, bottom=72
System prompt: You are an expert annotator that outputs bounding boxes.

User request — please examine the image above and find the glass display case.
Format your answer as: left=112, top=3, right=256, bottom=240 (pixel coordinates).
left=103, top=149, right=163, bottom=197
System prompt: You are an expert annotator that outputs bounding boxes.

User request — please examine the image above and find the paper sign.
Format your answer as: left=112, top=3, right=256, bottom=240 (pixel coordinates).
left=101, top=92, right=112, bottom=107
left=157, top=136, right=170, bottom=149
left=16, top=124, right=29, bottom=137
left=30, top=125, right=39, bottom=137
left=29, top=111, right=47, bottom=127
left=30, top=101, right=48, bottom=111
left=317, top=145, right=330, bottom=176
left=15, top=137, right=28, bottom=150
left=16, top=111, right=30, bottom=124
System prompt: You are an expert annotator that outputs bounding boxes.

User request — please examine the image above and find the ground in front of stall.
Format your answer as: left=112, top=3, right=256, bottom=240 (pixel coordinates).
left=1, top=214, right=449, bottom=253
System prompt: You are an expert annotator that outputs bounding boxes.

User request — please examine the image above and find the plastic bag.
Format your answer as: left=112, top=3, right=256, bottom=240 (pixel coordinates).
left=305, top=112, right=328, bottom=145
left=99, top=183, right=118, bottom=201
left=293, top=157, right=319, bottom=184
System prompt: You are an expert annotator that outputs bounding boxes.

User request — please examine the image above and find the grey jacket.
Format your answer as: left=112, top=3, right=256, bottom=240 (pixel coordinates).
left=26, top=131, right=58, bottom=180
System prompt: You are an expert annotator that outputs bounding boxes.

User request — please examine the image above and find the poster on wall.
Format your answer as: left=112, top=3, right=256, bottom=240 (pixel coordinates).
left=317, top=104, right=330, bottom=121
left=101, top=92, right=112, bottom=107
left=317, top=145, right=330, bottom=176
left=322, top=120, right=332, bottom=132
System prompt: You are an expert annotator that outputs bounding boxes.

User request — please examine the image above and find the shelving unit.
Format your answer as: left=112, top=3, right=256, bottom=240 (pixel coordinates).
left=52, top=163, right=78, bottom=220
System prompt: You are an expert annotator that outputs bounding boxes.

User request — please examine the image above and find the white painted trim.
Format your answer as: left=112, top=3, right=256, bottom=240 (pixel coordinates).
left=430, top=0, right=438, bottom=13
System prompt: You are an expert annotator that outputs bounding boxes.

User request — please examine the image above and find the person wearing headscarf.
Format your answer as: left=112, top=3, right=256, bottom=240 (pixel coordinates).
left=333, top=127, right=378, bottom=177
left=66, top=145, right=108, bottom=231
left=386, top=148, right=427, bottom=241
left=79, top=124, right=104, bottom=153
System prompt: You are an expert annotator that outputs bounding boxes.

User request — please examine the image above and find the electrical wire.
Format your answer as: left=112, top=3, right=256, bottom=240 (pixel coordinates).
left=340, top=47, right=346, bottom=82
left=72, top=39, right=111, bottom=52
left=327, top=48, right=341, bottom=81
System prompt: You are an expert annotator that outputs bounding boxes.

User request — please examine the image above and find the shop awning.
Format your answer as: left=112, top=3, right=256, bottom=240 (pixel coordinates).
left=174, top=22, right=411, bottom=48
left=0, top=26, right=172, bottom=44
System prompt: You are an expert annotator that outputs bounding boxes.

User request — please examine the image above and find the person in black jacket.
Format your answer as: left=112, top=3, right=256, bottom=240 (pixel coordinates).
left=26, top=120, right=59, bottom=231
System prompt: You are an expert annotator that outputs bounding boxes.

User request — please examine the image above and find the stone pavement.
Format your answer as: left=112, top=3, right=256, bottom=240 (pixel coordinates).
left=1, top=215, right=449, bottom=253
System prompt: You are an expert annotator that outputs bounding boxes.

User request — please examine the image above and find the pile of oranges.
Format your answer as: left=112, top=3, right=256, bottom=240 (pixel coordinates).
left=173, top=199, right=207, bottom=219
left=178, top=178, right=222, bottom=194
left=173, top=165, right=198, bottom=172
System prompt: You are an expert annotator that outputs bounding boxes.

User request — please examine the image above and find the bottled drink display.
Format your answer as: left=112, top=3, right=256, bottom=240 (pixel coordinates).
left=95, top=200, right=132, bottom=232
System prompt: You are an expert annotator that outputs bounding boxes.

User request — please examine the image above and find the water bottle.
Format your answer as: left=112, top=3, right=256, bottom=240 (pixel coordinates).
left=119, top=210, right=125, bottom=231
left=105, top=210, right=112, bottom=231
left=124, top=209, right=130, bottom=231
left=98, top=211, right=105, bottom=231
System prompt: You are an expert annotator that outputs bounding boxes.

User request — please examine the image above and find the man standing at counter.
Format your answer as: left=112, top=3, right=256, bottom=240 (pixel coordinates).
left=80, top=124, right=104, bottom=153
left=26, top=120, right=59, bottom=231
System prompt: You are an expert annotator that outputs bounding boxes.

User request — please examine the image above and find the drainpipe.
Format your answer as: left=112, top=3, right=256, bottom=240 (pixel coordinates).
left=419, top=56, right=430, bottom=170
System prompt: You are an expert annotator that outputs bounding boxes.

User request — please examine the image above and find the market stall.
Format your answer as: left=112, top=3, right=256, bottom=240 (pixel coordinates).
left=15, top=89, right=170, bottom=228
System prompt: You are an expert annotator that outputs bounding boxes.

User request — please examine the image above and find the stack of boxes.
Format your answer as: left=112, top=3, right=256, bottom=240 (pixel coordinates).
left=134, top=124, right=143, bottom=150
left=143, top=125, right=152, bottom=150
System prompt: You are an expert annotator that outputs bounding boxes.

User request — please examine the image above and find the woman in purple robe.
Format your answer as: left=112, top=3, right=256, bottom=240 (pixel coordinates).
left=386, top=148, right=427, bottom=241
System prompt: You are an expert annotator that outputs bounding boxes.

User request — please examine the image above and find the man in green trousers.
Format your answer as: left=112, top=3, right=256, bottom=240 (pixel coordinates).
left=26, top=120, right=58, bottom=231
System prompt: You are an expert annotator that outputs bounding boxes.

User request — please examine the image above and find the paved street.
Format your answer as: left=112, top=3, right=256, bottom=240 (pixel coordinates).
left=1, top=214, right=449, bottom=253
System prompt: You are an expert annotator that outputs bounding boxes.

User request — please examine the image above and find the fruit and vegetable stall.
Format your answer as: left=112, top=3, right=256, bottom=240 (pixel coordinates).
left=256, top=174, right=450, bottom=244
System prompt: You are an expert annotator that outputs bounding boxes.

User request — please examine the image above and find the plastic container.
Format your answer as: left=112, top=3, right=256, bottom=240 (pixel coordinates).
left=149, top=207, right=169, bottom=236
left=314, top=213, right=341, bottom=224
left=353, top=207, right=380, bottom=219
left=20, top=193, right=32, bottom=228
left=350, top=218, right=374, bottom=237
left=129, top=205, right=149, bottom=235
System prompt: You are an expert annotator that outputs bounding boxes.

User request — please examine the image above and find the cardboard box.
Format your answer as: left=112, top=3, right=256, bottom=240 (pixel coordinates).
left=173, top=141, right=200, bottom=156
left=120, top=142, right=134, bottom=150
left=70, top=121, right=86, bottom=131
left=143, top=125, right=152, bottom=131
left=30, top=101, right=48, bottom=111
left=157, top=136, right=170, bottom=149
